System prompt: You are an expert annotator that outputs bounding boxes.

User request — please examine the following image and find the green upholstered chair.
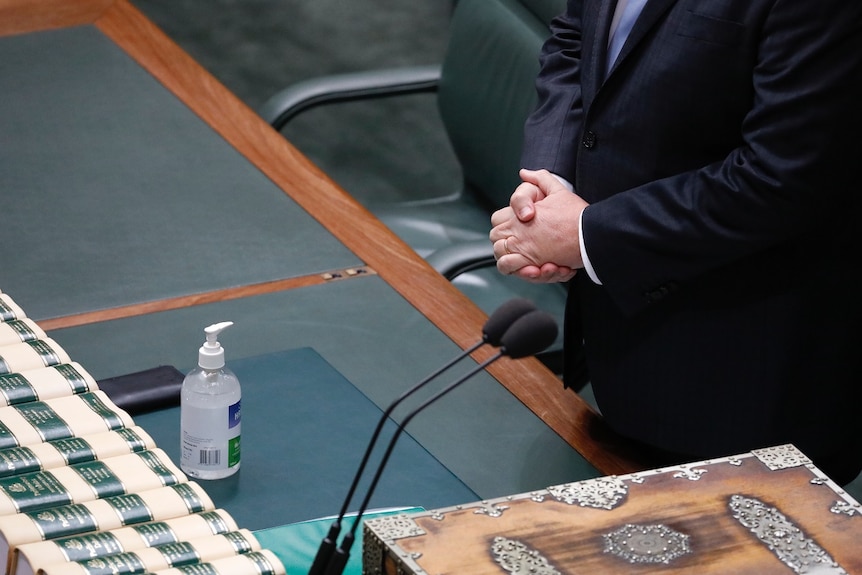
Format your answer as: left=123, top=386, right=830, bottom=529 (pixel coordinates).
left=260, top=0, right=575, bottom=378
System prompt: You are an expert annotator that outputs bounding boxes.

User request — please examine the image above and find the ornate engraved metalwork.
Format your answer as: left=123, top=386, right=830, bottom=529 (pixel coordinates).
left=752, top=444, right=812, bottom=470
left=547, top=477, right=627, bottom=510
left=363, top=514, right=425, bottom=541
left=492, top=537, right=561, bottom=575
left=830, top=500, right=860, bottom=517
left=603, top=523, right=691, bottom=564
left=473, top=501, right=509, bottom=518
left=362, top=530, right=385, bottom=575
left=729, top=495, right=846, bottom=574
left=672, top=467, right=708, bottom=481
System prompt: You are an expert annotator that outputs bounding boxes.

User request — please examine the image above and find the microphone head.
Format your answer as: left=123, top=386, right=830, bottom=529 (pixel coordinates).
left=499, top=310, right=559, bottom=359
left=482, top=298, right=538, bottom=346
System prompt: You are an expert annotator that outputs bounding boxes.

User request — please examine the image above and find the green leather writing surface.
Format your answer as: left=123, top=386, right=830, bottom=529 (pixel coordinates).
left=0, top=26, right=356, bottom=320
left=133, top=347, right=477, bottom=530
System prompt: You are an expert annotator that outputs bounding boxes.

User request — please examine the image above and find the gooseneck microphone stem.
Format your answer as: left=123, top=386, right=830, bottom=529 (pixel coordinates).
left=305, top=339, right=485, bottom=575
left=306, top=299, right=547, bottom=575
left=322, top=352, right=504, bottom=575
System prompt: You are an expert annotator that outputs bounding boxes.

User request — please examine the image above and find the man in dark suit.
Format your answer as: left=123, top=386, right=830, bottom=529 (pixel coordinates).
left=490, top=0, right=862, bottom=484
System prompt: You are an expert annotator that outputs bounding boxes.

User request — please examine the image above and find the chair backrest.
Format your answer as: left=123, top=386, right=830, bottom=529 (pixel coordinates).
left=438, top=0, right=564, bottom=210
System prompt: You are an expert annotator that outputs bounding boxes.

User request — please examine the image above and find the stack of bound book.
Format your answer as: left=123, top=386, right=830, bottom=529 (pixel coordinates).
left=0, top=289, right=286, bottom=575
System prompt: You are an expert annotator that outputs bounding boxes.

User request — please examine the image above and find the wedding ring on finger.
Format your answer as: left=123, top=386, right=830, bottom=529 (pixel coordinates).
left=504, top=237, right=512, bottom=255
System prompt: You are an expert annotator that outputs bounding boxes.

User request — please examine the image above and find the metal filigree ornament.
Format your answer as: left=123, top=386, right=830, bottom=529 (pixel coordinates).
left=830, top=500, right=860, bottom=518
left=492, top=537, right=561, bottom=575
left=547, top=477, right=627, bottom=510
left=752, top=444, right=811, bottom=470
left=603, top=523, right=691, bottom=564
left=474, top=502, right=509, bottom=518
left=363, top=514, right=425, bottom=541
left=729, top=495, right=847, bottom=574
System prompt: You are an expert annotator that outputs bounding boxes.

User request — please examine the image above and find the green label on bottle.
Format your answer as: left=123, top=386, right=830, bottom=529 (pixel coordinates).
left=15, top=401, right=73, bottom=442
left=0, top=445, right=40, bottom=477
left=56, top=531, right=124, bottom=562
left=0, top=470, right=71, bottom=512
left=227, top=435, right=241, bottom=468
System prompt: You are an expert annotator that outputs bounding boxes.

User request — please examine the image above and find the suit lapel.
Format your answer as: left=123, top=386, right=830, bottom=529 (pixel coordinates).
left=606, top=0, right=679, bottom=79
left=583, top=0, right=618, bottom=105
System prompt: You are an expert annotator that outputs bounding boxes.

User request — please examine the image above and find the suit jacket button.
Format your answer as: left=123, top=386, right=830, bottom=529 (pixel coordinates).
left=582, top=131, right=597, bottom=149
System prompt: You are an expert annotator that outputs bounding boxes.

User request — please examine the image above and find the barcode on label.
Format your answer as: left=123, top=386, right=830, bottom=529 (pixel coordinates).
left=198, top=448, right=220, bottom=466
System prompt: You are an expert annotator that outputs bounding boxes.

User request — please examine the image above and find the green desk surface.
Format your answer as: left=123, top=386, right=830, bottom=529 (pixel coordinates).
left=0, top=25, right=356, bottom=320
left=132, top=347, right=476, bottom=530
left=49, top=278, right=601, bottom=501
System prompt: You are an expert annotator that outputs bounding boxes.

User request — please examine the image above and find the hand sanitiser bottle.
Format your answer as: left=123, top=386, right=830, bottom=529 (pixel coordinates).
left=180, top=321, right=241, bottom=479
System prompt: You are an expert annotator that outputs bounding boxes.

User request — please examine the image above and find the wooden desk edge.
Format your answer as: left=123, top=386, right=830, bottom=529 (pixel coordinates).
left=1, top=0, right=645, bottom=477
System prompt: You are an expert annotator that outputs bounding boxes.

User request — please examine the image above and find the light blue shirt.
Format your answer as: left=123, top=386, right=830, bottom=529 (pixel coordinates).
left=607, top=0, right=649, bottom=75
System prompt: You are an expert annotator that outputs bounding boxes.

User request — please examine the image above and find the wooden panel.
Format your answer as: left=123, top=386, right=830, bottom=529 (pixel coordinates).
left=0, top=0, right=111, bottom=37
left=365, top=446, right=862, bottom=575
left=0, top=0, right=646, bottom=476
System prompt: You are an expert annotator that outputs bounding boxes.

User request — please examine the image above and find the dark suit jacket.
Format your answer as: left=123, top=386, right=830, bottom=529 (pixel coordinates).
left=521, top=0, right=862, bottom=473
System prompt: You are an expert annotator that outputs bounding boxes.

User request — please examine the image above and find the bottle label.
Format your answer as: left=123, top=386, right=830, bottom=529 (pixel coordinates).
left=181, top=400, right=241, bottom=472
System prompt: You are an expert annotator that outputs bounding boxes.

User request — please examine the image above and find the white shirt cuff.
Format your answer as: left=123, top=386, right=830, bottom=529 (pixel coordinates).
left=550, top=174, right=602, bottom=285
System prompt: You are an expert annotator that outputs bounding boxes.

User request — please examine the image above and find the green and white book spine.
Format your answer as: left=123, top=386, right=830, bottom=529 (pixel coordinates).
left=0, top=448, right=186, bottom=516
left=0, top=363, right=98, bottom=407
left=0, top=319, right=46, bottom=347
left=0, top=294, right=26, bottom=323
left=38, top=529, right=260, bottom=575
left=0, top=339, right=71, bottom=376
left=0, top=391, right=134, bottom=450
left=13, top=510, right=237, bottom=575
left=143, top=549, right=286, bottom=575
left=0, top=482, right=215, bottom=572
left=0, top=426, right=155, bottom=478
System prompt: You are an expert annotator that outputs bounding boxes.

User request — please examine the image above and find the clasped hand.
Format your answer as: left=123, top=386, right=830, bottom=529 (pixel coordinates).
left=489, top=169, right=588, bottom=283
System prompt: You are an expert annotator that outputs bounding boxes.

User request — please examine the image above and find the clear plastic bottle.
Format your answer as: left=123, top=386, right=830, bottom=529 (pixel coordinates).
left=180, top=321, right=241, bottom=479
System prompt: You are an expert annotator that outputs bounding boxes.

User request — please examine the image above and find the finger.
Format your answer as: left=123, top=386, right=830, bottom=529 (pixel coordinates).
left=490, top=206, right=514, bottom=229
left=510, top=180, right=541, bottom=222
left=492, top=238, right=510, bottom=260
left=496, top=253, right=535, bottom=275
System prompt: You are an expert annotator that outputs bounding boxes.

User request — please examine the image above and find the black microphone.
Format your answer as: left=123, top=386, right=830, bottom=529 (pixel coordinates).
left=305, top=299, right=537, bottom=575
left=322, top=309, right=558, bottom=575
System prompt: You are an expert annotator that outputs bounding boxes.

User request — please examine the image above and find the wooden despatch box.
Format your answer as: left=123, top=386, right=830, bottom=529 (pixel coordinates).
left=362, top=445, right=862, bottom=574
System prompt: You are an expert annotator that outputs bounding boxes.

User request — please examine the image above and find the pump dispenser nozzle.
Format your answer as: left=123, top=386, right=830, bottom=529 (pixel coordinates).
left=198, top=321, right=233, bottom=370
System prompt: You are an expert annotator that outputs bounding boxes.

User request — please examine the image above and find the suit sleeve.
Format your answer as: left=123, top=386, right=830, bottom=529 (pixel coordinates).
left=520, top=0, right=586, bottom=183
left=582, top=0, right=862, bottom=315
